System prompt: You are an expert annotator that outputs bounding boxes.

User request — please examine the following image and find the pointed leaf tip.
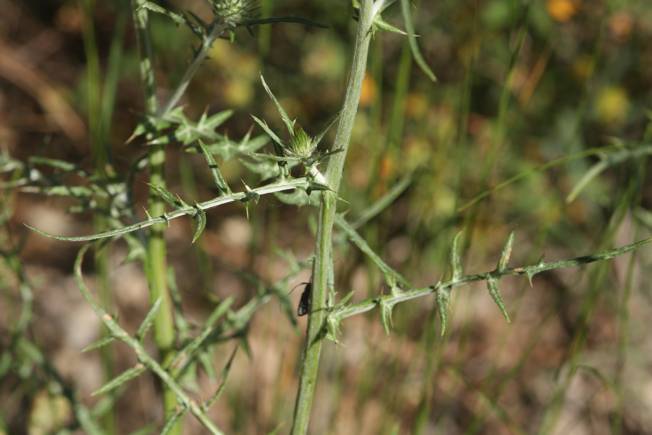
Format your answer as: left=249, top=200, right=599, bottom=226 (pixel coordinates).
left=92, top=364, right=146, bottom=396
left=380, top=299, right=395, bottom=335
left=325, top=314, right=342, bottom=343
left=136, top=297, right=162, bottom=341
left=259, top=74, right=295, bottom=135
left=450, top=231, right=463, bottom=281
left=81, top=335, right=115, bottom=353
left=436, top=287, right=451, bottom=336
left=191, top=207, right=207, bottom=244
left=487, top=277, right=511, bottom=323
left=498, top=232, right=515, bottom=272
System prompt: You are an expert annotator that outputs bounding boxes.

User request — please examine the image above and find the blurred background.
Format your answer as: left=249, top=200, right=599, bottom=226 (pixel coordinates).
left=2, top=0, right=652, bottom=433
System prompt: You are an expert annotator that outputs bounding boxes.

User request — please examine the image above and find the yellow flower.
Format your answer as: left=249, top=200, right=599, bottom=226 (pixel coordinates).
left=595, top=86, right=629, bottom=126
left=547, top=0, right=579, bottom=22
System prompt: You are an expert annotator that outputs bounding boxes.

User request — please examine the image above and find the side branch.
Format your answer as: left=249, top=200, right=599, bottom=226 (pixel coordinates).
left=332, top=236, right=652, bottom=321
left=27, top=177, right=310, bottom=242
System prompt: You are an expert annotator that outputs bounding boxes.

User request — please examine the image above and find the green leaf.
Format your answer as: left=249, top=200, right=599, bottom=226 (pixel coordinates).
left=191, top=207, right=207, bottom=244
left=450, top=232, right=463, bottom=281
left=325, top=314, right=343, bottom=343
left=260, top=75, right=296, bottom=135
left=139, top=1, right=184, bottom=25
left=204, top=109, right=233, bottom=131
left=198, top=349, right=216, bottom=380
left=400, top=0, right=437, bottom=82
left=487, top=277, right=511, bottom=323
left=160, top=408, right=186, bottom=435
left=149, top=184, right=187, bottom=209
left=81, top=335, right=115, bottom=353
left=28, top=156, right=78, bottom=172
left=203, top=346, right=238, bottom=410
left=436, top=287, right=451, bottom=336
left=136, top=297, right=162, bottom=341
left=373, top=14, right=407, bottom=35
left=123, top=233, right=146, bottom=264
left=335, top=215, right=410, bottom=287
left=498, top=232, right=515, bottom=272
left=251, top=115, right=286, bottom=158
left=92, top=364, right=146, bottom=396
left=197, top=141, right=230, bottom=194
left=379, top=299, right=395, bottom=334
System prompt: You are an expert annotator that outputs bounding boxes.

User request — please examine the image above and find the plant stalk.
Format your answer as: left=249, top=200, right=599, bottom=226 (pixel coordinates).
left=161, top=23, right=227, bottom=115
left=290, top=1, right=374, bottom=433
left=80, top=0, right=118, bottom=431
left=131, top=2, right=179, bottom=433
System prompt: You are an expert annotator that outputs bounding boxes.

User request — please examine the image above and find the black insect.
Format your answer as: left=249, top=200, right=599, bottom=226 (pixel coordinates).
left=297, top=282, right=312, bottom=317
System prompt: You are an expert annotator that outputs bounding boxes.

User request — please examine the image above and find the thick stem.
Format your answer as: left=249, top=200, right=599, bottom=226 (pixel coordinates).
left=131, top=2, right=179, bottom=433
left=290, top=2, right=374, bottom=433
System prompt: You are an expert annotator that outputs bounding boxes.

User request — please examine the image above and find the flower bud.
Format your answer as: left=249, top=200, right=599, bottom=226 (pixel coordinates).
left=289, top=125, right=316, bottom=159
left=211, top=0, right=257, bottom=27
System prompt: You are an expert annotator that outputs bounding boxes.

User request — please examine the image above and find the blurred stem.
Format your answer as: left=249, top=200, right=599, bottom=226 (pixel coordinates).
left=80, top=0, right=117, bottom=432
left=367, top=39, right=411, bottom=196
left=131, top=1, right=179, bottom=434
left=258, top=0, right=273, bottom=56
left=290, top=1, right=374, bottom=433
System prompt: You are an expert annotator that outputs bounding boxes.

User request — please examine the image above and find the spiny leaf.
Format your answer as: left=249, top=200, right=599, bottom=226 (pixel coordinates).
left=161, top=408, right=186, bottom=435
left=28, top=156, right=78, bottom=172
left=197, top=141, right=230, bottom=194
left=149, top=184, right=187, bottom=209
left=27, top=177, right=312, bottom=242
left=191, top=206, right=207, bottom=244
left=498, top=232, right=515, bottom=272
left=436, top=286, right=451, bottom=336
left=182, top=10, right=208, bottom=39
left=335, top=215, right=410, bottom=287
left=203, top=346, right=238, bottom=410
left=92, top=364, right=146, bottom=396
left=450, top=231, right=463, bottom=281
left=136, top=297, right=162, bottom=341
left=242, top=181, right=260, bottom=203
left=487, top=277, right=511, bottom=323
left=81, top=335, right=115, bottom=353
left=139, top=1, right=184, bottom=25
left=379, top=299, right=395, bottom=335
left=325, top=314, right=343, bottom=343
left=373, top=14, right=407, bottom=35
left=170, top=297, right=234, bottom=374
left=251, top=115, right=286, bottom=157
left=202, top=109, right=233, bottom=132
left=260, top=75, right=296, bottom=136
left=400, top=0, right=437, bottom=82
left=526, top=269, right=536, bottom=287
left=198, top=349, right=216, bottom=380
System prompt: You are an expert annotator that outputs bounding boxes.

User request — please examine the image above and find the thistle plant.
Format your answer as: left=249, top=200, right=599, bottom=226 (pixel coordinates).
left=210, top=0, right=258, bottom=28
left=4, top=0, right=651, bottom=434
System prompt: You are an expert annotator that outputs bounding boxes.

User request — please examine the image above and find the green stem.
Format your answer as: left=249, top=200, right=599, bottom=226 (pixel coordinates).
left=131, top=2, right=179, bottom=433
left=28, top=177, right=311, bottom=242
left=161, top=23, right=227, bottom=115
left=80, top=1, right=116, bottom=431
left=290, top=2, right=374, bottom=433
left=333, top=236, right=652, bottom=321
left=74, top=246, right=223, bottom=435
